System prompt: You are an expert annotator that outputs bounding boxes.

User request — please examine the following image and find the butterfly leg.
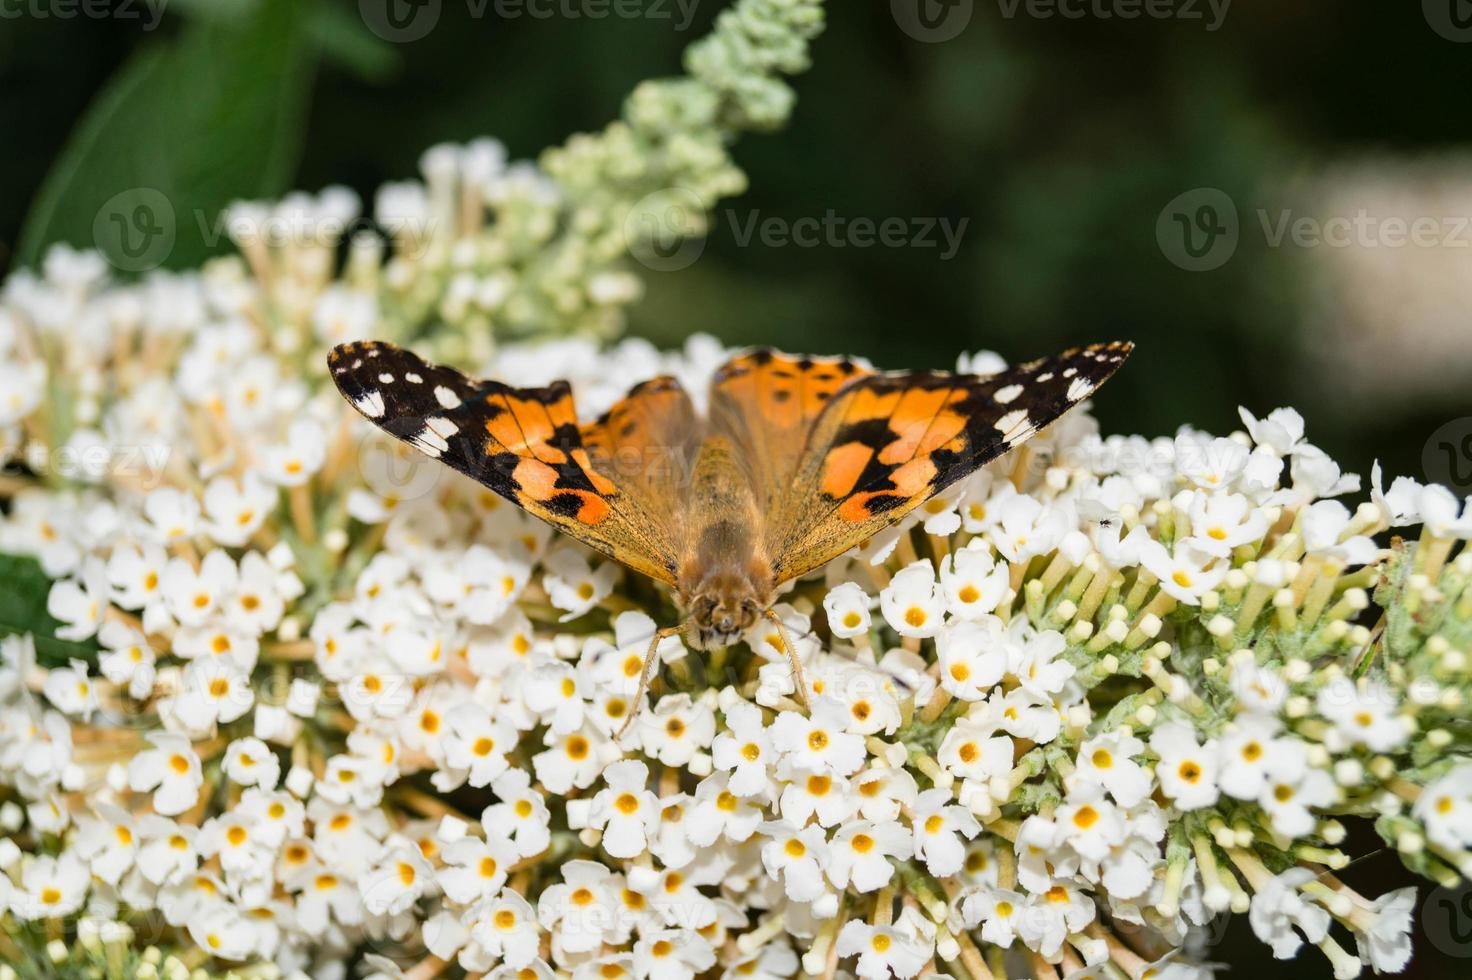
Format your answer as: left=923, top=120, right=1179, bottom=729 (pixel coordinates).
left=616, top=622, right=689, bottom=740
left=764, top=608, right=811, bottom=709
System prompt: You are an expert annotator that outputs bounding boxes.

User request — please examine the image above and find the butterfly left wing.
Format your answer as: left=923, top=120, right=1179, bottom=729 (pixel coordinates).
left=328, top=341, right=682, bottom=586
left=766, top=341, right=1134, bottom=584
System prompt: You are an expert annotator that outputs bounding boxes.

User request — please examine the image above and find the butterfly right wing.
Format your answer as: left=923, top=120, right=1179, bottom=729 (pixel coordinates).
left=329, top=341, right=681, bottom=586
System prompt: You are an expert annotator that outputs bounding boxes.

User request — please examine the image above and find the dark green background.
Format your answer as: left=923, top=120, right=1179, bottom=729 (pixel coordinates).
left=2, top=1, right=1470, bottom=975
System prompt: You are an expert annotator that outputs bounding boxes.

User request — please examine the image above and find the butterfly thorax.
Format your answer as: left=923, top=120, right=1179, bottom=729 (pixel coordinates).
left=677, top=434, right=776, bottom=649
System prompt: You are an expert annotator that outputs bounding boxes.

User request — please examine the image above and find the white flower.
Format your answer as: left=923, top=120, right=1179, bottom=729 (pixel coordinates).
left=260, top=419, right=327, bottom=486
left=827, top=820, right=911, bottom=892
left=537, top=860, right=617, bottom=955
left=1183, top=490, right=1270, bottom=556
left=777, top=763, right=855, bottom=828
left=143, top=486, right=201, bottom=544
left=42, top=658, right=98, bottom=718
left=1174, top=432, right=1250, bottom=490
left=769, top=697, right=866, bottom=776
left=442, top=702, right=515, bottom=788
left=1149, top=723, right=1219, bottom=811
left=1217, top=714, right=1280, bottom=800
left=1353, top=886, right=1416, bottom=974
left=1257, top=741, right=1337, bottom=838
left=938, top=717, right=1014, bottom=783
left=960, top=886, right=1027, bottom=947
left=46, top=561, right=108, bottom=642
left=758, top=820, right=831, bottom=903
left=589, top=759, right=659, bottom=859
left=97, top=620, right=157, bottom=699
left=835, top=920, right=932, bottom=980
left=1248, top=867, right=1330, bottom=959
left=432, top=829, right=515, bottom=906
left=939, top=544, right=1009, bottom=619
left=14, top=852, right=90, bottom=920
left=1056, top=783, right=1126, bottom=863
left=1140, top=540, right=1226, bottom=605
left=161, top=550, right=237, bottom=627
left=879, top=559, right=944, bottom=638
left=823, top=581, right=872, bottom=638
left=74, top=803, right=139, bottom=885
left=469, top=890, right=541, bottom=968
left=1316, top=676, right=1408, bottom=753
left=686, top=772, right=763, bottom=846
left=936, top=617, right=1008, bottom=701
left=202, top=473, right=275, bottom=547
left=637, top=693, right=715, bottom=766
left=128, top=732, right=204, bottom=815
left=1018, top=881, right=1095, bottom=958
left=1239, top=406, right=1306, bottom=455
left=486, top=769, right=552, bottom=858
left=633, top=929, right=715, bottom=980
left=544, top=545, right=621, bottom=621
left=1413, top=764, right=1472, bottom=850
left=910, top=787, right=980, bottom=877
left=1299, top=499, right=1378, bottom=564
left=1075, top=731, right=1151, bottom=808
left=166, top=656, right=255, bottom=735
left=533, top=725, right=610, bottom=795
left=223, top=736, right=280, bottom=788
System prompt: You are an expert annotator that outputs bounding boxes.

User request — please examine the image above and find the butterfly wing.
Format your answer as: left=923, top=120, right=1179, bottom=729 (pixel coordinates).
left=579, top=374, right=702, bottom=553
left=707, top=349, right=875, bottom=514
left=328, top=341, right=683, bottom=586
left=766, top=342, right=1134, bottom=584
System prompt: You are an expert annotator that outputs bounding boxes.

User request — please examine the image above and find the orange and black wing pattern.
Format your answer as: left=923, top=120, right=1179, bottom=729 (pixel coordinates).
left=707, top=349, right=875, bottom=513
left=766, top=342, right=1134, bottom=584
left=328, top=341, right=682, bottom=586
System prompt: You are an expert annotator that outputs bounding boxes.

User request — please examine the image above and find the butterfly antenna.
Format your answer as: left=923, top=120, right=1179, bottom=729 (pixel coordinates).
left=616, top=622, right=690, bottom=741
left=764, top=608, right=813, bottom=711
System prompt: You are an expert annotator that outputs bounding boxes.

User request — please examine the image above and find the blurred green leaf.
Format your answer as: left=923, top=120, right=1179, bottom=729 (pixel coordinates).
left=307, top=2, right=400, bottom=82
left=0, top=553, right=97, bottom=667
left=16, top=0, right=319, bottom=273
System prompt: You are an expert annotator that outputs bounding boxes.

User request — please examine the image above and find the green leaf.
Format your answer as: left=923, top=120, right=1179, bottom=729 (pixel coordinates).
left=0, top=553, right=98, bottom=667
left=15, top=0, right=319, bottom=273
left=306, top=1, right=400, bottom=82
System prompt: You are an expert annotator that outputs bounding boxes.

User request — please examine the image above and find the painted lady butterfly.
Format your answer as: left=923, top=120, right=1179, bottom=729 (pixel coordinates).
left=329, top=340, right=1132, bottom=727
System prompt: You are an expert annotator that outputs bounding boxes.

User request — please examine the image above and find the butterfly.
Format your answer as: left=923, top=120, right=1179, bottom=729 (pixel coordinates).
left=328, top=339, right=1132, bottom=728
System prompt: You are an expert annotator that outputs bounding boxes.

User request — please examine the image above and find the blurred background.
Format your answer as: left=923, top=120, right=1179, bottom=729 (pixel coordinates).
left=2, top=2, right=1470, bottom=972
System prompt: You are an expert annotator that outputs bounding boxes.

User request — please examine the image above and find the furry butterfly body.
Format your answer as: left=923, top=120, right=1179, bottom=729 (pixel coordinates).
left=328, top=340, right=1133, bottom=718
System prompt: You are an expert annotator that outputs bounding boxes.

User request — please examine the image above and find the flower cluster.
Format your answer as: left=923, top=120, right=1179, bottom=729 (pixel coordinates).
left=3, top=218, right=1471, bottom=978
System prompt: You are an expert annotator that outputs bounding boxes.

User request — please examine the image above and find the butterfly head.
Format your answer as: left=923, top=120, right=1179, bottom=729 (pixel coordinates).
left=685, top=573, right=765, bottom=649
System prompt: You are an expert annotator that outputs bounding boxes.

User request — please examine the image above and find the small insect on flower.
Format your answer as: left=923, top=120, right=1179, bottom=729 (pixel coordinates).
left=329, top=340, right=1132, bottom=725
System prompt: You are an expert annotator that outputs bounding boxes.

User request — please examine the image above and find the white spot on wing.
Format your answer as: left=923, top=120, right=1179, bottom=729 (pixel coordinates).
left=994, top=409, right=1029, bottom=441
left=378, top=373, right=394, bottom=384
left=405, top=372, right=423, bottom=384
left=411, top=426, right=449, bottom=457
left=425, top=417, right=458, bottom=439
left=434, top=386, right=462, bottom=409
left=1067, top=377, right=1093, bottom=401
left=994, top=383, right=1024, bottom=405
left=354, top=392, right=385, bottom=419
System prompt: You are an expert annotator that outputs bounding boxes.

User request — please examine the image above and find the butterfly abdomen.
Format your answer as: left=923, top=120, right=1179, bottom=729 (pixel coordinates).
left=676, top=434, right=774, bottom=646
